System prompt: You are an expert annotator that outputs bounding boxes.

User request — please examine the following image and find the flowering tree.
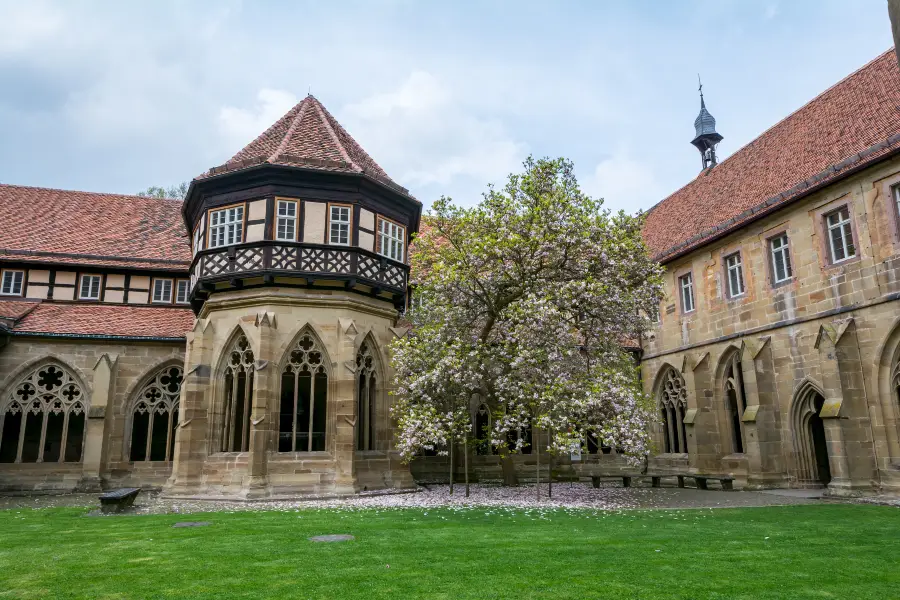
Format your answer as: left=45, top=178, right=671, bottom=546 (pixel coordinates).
left=391, top=157, right=663, bottom=496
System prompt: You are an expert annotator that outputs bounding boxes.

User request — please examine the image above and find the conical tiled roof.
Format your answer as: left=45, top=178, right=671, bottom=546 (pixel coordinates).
left=198, top=95, right=396, bottom=186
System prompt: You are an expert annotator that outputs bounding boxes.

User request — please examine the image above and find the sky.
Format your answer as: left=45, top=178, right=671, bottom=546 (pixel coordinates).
left=0, top=0, right=894, bottom=214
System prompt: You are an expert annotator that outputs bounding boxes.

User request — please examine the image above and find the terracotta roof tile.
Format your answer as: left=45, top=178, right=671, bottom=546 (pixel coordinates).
left=0, top=300, right=39, bottom=321
left=644, top=49, right=900, bottom=263
left=0, top=185, right=191, bottom=269
left=198, top=95, right=394, bottom=184
left=11, top=303, right=194, bottom=339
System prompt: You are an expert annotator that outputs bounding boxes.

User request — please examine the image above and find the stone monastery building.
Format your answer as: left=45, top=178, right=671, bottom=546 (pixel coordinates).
left=2, top=48, right=900, bottom=497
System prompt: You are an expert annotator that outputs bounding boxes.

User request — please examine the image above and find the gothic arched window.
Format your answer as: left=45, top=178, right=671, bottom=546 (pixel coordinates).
left=356, top=341, right=377, bottom=451
left=724, top=353, right=747, bottom=454
left=222, top=333, right=254, bottom=452
left=474, top=403, right=492, bottom=455
left=130, top=365, right=182, bottom=462
left=0, top=364, right=86, bottom=463
left=279, top=331, right=328, bottom=452
left=659, top=368, right=689, bottom=454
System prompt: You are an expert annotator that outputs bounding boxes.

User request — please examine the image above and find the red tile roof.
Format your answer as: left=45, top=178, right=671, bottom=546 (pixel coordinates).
left=0, top=300, right=39, bottom=321
left=10, top=303, right=194, bottom=339
left=0, top=185, right=191, bottom=270
left=198, top=95, right=396, bottom=186
left=644, top=49, right=900, bottom=263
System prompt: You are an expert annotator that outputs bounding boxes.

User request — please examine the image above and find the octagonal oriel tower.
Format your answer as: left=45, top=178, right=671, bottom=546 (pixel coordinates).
left=165, top=95, right=421, bottom=498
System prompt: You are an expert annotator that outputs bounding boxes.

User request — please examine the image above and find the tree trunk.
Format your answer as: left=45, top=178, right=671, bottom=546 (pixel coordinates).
left=535, top=435, right=540, bottom=501
left=548, top=452, right=553, bottom=499
left=449, top=434, right=454, bottom=495
left=464, top=431, right=470, bottom=498
left=501, top=455, right=518, bottom=486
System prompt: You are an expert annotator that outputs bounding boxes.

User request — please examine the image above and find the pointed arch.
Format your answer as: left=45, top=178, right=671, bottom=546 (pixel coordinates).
left=473, top=401, right=493, bottom=455
left=875, top=316, right=900, bottom=463
left=790, top=378, right=831, bottom=485
left=125, top=359, right=184, bottom=463
left=279, top=326, right=331, bottom=452
left=355, top=333, right=382, bottom=451
left=0, top=359, right=89, bottom=464
left=653, top=363, right=688, bottom=454
left=274, top=320, right=334, bottom=372
left=715, top=345, right=747, bottom=455
left=219, top=327, right=256, bottom=452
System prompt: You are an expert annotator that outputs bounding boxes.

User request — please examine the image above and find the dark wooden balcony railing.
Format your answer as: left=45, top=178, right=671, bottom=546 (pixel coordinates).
left=189, top=241, right=409, bottom=298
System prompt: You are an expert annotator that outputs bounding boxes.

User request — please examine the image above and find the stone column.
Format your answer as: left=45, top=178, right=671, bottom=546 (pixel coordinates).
left=165, top=319, right=214, bottom=496
left=332, top=318, right=359, bottom=494
left=740, top=337, right=788, bottom=488
left=245, top=311, right=276, bottom=498
left=815, top=323, right=853, bottom=493
left=79, top=353, right=117, bottom=491
left=684, top=352, right=718, bottom=472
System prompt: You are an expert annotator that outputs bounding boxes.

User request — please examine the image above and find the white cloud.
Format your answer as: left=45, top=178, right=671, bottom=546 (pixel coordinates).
left=0, top=1, right=65, bottom=55
left=218, top=88, right=299, bottom=151
left=583, top=154, right=665, bottom=214
left=341, top=71, right=527, bottom=200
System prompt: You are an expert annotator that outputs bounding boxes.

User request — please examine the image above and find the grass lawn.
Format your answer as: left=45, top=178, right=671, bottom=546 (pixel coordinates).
left=0, top=503, right=897, bottom=599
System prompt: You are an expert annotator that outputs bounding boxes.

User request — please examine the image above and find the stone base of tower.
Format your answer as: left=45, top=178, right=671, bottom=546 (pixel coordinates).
left=162, top=287, right=415, bottom=500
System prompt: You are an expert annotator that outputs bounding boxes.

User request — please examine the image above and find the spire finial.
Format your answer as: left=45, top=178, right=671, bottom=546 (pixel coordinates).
left=690, top=76, right=723, bottom=171
left=698, top=74, right=705, bottom=107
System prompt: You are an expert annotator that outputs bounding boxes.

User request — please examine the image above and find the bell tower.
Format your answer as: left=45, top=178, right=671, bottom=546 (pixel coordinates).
left=166, top=95, right=420, bottom=499
left=690, top=78, right=724, bottom=171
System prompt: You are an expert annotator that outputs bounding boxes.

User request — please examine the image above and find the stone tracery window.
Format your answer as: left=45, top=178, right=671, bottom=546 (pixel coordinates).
left=222, top=333, right=254, bottom=452
left=473, top=403, right=493, bottom=455
left=724, top=353, right=747, bottom=454
left=659, top=368, right=688, bottom=454
left=0, top=364, right=86, bottom=463
left=356, top=341, right=377, bottom=451
left=279, top=331, right=328, bottom=452
left=129, top=365, right=182, bottom=462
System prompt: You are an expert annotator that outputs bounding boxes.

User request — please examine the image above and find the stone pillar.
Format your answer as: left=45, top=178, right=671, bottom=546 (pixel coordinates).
left=383, top=326, right=416, bottom=489
left=165, top=318, right=214, bottom=496
left=814, top=322, right=853, bottom=493
left=684, top=352, right=718, bottom=472
left=822, top=319, right=878, bottom=494
left=79, top=353, right=117, bottom=491
left=740, top=337, right=788, bottom=488
left=332, top=317, right=359, bottom=494
left=245, top=311, right=276, bottom=498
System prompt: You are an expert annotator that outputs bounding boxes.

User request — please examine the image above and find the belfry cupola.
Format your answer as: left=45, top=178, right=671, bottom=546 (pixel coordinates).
left=690, top=79, right=723, bottom=171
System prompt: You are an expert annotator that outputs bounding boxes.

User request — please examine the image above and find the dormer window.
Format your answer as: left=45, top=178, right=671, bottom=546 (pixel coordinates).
left=209, top=206, right=244, bottom=248
left=152, top=278, right=173, bottom=303
left=79, top=274, right=102, bottom=300
left=0, top=269, right=24, bottom=296
left=378, top=218, right=405, bottom=262
left=276, top=200, right=298, bottom=241
left=329, top=205, right=351, bottom=245
left=176, top=280, right=190, bottom=304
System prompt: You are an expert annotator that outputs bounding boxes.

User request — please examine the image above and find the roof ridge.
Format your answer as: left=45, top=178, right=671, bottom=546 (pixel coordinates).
left=310, top=95, right=358, bottom=170
left=268, top=97, right=310, bottom=163
left=0, top=182, right=183, bottom=203
left=648, top=47, right=896, bottom=215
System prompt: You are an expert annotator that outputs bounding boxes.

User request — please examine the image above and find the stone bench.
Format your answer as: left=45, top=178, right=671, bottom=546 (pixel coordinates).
left=590, top=474, right=734, bottom=490
left=99, top=488, right=141, bottom=513
left=688, top=475, right=735, bottom=490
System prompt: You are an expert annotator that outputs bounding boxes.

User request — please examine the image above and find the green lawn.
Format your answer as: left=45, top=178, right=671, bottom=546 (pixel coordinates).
left=0, top=504, right=897, bottom=599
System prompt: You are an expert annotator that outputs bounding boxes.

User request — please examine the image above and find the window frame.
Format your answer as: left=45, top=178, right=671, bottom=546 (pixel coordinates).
left=0, top=269, right=25, bottom=297
left=275, top=199, right=299, bottom=242
left=723, top=252, right=745, bottom=299
left=78, top=274, right=102, bottom=300
left=824, top=205, right=856, bottom=265
left=207, top=203, right=246, bottom=249
left=327, top=203, right=352, bottom=246
left=175, top=279, right=190, bottom=304
left=678, top=272, right=695, bottom=314
left=768, top=232, right=794, bottom=287
left=376, top=216, right=406, bottom=263
left=151, top=278, right=174, bottom=304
